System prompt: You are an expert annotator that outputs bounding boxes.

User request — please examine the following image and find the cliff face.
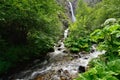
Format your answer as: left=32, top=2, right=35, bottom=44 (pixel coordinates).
left=56, top=0, right=101, bottom=23
left=56, top=0, right=101, bottom=13
left=84, top=0, right=102, bottom=5
left=84, top=0, right=101, bottom=3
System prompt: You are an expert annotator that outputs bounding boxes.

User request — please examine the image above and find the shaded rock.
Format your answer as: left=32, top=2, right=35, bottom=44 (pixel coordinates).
left=63, top=20, right=69, bottom=28
left=58, top=48, right=62, bottom=51
left=48, top=48, right=54, bottom=52
left=63, top=70, right=70, bottom=76
left=84, top=57, right=89, bottom=59
left=81, top=51, right=88, bottom=54
left=63, top=50, right=68, bottom=53
left=56, top=44, right=61, bottom=47
left=78, top=55, right=81, bottom=58
left=79, top=51, right=89, bottom=57
left=72, top=55, right=79, bottom=59
left=57, top=69, right=63, bottom=74
left=90, top=49, right=95, bottom=53
left=78, top=66, right=85, bottom=73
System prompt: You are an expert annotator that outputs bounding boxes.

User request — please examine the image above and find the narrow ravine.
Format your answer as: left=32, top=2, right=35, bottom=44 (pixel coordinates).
left=9, top=1, right=105, bottom=80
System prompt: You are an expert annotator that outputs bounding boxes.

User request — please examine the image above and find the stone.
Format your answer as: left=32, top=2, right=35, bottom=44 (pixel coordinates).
left=78, top=66, right=85, bottom=73
left=63, top=50, right=68, bottom=53
left=84, top=57, right=88, bottom=59
left=81, top=51, right=88, bottom=54
left=60, top=76, right=66, bottom=80
left=90, top=49, right=95, bottom=53
left=58, top=48, right=62, bottom=51
left=72, top=55, right=79, bottom=59
left=63, top=70, right=70, bottom=77
left=56, top=44, right=61, bottom=47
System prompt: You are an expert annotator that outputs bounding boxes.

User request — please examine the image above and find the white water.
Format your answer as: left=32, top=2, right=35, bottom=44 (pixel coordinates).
left=12, top=26, right=106, bottom=80
left=68, top=0, right=76, bottom=22
left=13, top=44, right=105, bottom=80
left=10, top=1, right=106, bottom=80
left=64, top=28, right=69, bottom=39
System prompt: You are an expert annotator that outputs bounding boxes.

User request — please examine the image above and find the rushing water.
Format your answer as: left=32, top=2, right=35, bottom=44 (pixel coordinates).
left=9, top=1, right=105, bottom=80
left=10, top=37, right=105, bottom=80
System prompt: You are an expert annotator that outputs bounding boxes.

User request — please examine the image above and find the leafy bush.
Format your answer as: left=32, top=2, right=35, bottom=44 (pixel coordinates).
left=65, top=0, right=120, bottom=80
left=65, top=0, right=120, bottom=53
left=65, top=36, right=90, bottom=53
left=0, top=0, right=63, bottom=75
left=90, top=24, right=120, bottom=57
left=75, top=59, right=120, bottom=80
left=0, top=61, right=11, bottom=74
left=75, top=22, right=120, bottom=80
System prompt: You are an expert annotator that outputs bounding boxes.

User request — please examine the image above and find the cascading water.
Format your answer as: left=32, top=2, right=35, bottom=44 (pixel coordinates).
left=9, top=1, right=105, bottom=80
left=67, top=0, right=76, bottom=22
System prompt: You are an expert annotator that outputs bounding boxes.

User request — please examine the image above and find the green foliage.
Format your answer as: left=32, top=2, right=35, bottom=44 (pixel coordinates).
left=65, top=0, right=120, bottom=53
left=75, top=21, right=120, bottom=80
left=0, top=0, right=63, bottom=75
left=65, top=36, right=90, bottom=53
left=90, top=24, right=120, bottom=56
left=75, top=59, right=120, bottom=80
left=67, top=0, right=120, bottom=39
left=66, top=0, right=120, bottom=80
left=0, top=60, right=11, bottom=74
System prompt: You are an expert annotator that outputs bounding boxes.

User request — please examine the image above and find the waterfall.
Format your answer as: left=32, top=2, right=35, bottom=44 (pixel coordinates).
left=67, top=0, right=76, bottom=22
left=8, top=3, right=106, bottom=79
left=6, top=1, right=107, bottom=80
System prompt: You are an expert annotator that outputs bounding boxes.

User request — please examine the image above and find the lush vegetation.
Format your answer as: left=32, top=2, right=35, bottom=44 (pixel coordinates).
left=65, top=0, right=120, bottom=53
left=75, top=23, right=120, bottom=80
left=0, top=0, right=64, bottom=75
left=0, top=0, right=120, bottom=79
left=64, top=0, right=120, bottom=79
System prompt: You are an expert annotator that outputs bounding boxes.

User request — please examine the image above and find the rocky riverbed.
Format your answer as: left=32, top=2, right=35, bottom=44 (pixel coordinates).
left=9, top=32, right=105, bottom=80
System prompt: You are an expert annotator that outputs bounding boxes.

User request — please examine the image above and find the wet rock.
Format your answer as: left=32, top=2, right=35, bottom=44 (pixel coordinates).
left=72, top=55, right=79, bottom=59
left=56, top=44, right=61, bottom=47
left=79, top=51, right=89, bottom=57
left=63, top=50, right=68, bottom=53
left=81, top=51, right=88, bottom=54
left=58, top=48, right=62, bottom=51
left=78, top=66, right=85, bottom=73
left=63, top=70, right=70, bottom=77
left=60, top=76, right=66, bottom=80
left=63, top=20, right=69, bottom=28
left=84, top=57, right=89, bottom=59
left=90, top=49, right=95, bottom=53
left=92, top=44, right=97, bottom=50
left=35, top=75, right=44, bottom=80
left=78, top=54, right=81, bottom=58
left=61, top=38, right=64, bottom=42
left=57, top=69, right=72, bottom=80
left=58, top=69, right=63, bottom=74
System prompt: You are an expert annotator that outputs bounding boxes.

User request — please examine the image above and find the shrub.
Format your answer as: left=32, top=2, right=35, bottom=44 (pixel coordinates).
left=0, top=0, right=63, bottom=75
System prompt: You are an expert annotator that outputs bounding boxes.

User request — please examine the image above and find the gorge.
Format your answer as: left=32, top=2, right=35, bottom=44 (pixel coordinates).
left=8, top=1, right=105, bottom=80
left=1, top=0, right=120, bottom=80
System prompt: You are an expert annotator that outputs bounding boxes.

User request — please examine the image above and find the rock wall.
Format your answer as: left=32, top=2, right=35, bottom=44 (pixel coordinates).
left=84, top=0, right=102, bottom=6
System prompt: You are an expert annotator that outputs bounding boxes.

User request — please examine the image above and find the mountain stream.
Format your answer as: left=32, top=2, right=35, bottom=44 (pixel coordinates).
left=9, top=1, right=105, bottom=80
